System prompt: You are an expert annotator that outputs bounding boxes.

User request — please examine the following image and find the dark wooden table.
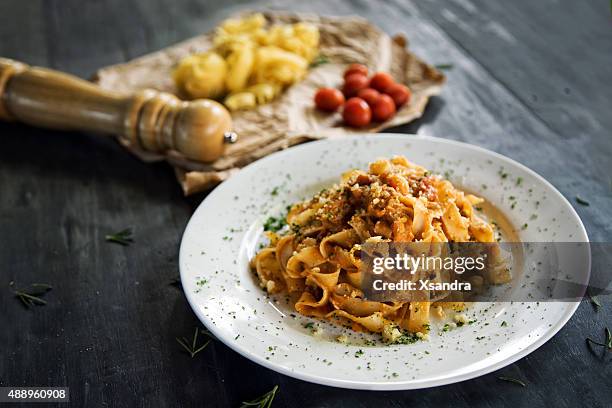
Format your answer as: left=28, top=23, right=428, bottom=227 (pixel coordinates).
left=1, top=0, right=611, bottom=407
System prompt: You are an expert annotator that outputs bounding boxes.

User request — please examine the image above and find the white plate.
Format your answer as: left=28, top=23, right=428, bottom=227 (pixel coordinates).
left=179, top=134, right=589, bottom=390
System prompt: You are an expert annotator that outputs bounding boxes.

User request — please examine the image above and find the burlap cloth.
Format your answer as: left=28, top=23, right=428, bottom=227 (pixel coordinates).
left=93, top=11, right=445, bottom=195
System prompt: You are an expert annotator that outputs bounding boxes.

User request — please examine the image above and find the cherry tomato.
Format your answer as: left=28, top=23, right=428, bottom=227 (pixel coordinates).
left=371, top=94, right=396, bottom=122
left=343, top=97, right=372, bottom=127
left=369, top=72, right=395, bottom=92
left=384, top=83, right=411, bottom=107
left=314, top=87, right=345, bottom=112
left=342, top=74, right=369, bottom=97
left=357, top=88, right=381, bottom=107
left=343, top=63, right=368, bottom=79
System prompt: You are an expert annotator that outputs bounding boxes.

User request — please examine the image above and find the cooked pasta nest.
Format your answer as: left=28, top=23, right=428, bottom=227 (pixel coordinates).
left=250, top=156, right=509, bottom=341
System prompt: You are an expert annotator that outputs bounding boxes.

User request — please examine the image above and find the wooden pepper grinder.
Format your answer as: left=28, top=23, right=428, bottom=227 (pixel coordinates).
left=0, top=58, right=237, bottom=162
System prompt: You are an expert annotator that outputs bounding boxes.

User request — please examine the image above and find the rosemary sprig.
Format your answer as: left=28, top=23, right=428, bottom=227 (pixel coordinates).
left=434, top=63, right=454, bottom=70
left=241, top=385, right=279, bottom=408
left=309, top=55, right=329, bottom=68
left=588, top=291, right=602, bottom=311
left=176, top=327, right=212, bottom=358
left=497, top=376, right=526, bottom=387
left=10, top=281, right=53, bottom=308
left=575, top=196, right=590, bottom=206
left=585, top=327, right=612, bottom=353
left=105, top=228, right=134, bottom=246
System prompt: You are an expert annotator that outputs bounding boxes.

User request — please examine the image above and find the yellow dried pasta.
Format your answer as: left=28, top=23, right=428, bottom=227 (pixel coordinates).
left=173, top=13, right=320, bottom=109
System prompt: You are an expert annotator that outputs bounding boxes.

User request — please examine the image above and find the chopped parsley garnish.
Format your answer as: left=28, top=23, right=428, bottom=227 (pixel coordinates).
left=263, top=216, right=286, bottom=232
left=393, top=333, right=420, bottom=344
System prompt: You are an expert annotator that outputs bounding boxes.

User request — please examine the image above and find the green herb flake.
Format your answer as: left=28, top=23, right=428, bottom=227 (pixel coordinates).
left=501, top=321, right=508, bottom=327
left=263, top=216, right=286, bottom=232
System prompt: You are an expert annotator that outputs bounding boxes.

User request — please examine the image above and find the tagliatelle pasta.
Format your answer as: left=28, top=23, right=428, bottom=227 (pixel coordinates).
left=250, top=156, right=505, bottom=340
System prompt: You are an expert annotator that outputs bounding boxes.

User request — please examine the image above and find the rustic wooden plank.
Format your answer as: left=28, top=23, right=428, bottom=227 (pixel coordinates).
left=412, top=0, right=612, bottom=241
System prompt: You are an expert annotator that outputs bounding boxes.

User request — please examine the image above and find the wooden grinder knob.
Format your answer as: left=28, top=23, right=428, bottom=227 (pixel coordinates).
left=0, top=58, right=236, bottom=162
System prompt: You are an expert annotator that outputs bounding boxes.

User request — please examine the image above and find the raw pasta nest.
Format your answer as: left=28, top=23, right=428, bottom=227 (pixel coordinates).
left=251, top=156, right=510, bottom=340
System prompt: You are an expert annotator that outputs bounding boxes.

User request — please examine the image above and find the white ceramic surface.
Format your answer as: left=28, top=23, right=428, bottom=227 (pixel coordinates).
left=179, top=134, right=589, bottom=390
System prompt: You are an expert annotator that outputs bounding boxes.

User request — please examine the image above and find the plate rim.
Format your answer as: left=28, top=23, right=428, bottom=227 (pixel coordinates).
left=179, top=133, right=590, bottom=390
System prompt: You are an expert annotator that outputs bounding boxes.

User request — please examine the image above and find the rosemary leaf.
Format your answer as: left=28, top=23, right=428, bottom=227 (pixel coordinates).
left=241, top=385, right=279, bottom=408
left=10, top=281, right=52, bottom=308
left=585, top=327, right=612, bottom=355
left=192, top=339, right=212, bottom=356
left=586, top=337, right=607, bottom=349
left=434, top=63, right=454, bottom=70
left=575, top=196, right=590, bottom=206
left=176, top=327, right=213, bottom=358
left=17, top=294, right=32, bottom=308
left=176, top=337, right=194, bottom=357
left=19, top=292, right=47, bottom=305
left=27, top=283, right=53, bottom=296
left=497, top=376, right=526, bottom=387
left=588, top=292, right=602, bottom=311
left=309, top=55, right=329, bottom=68
left=105, top=228, right=134, bottom=246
